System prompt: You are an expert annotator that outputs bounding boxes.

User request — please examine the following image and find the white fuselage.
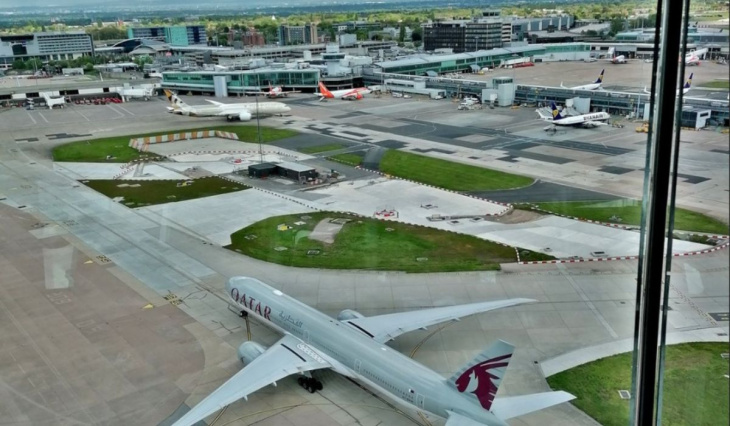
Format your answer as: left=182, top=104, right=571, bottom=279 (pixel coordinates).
left=324, top=87, right=371, bottom=99
left=568, top=82, right=602, bottom=91
left=552, top=112, right=610, bottom=126
left=175, top=101, right=290, bottom=117
left=227, top=277, right=508, bottom=426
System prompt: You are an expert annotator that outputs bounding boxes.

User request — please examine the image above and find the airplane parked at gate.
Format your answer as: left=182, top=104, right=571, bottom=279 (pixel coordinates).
left=171, top=277, right=575, bottom=426
left=163, top=89, right=290, bottom=121
left=643, top=72, right=693, bottom=96
left=684, top=49, right=707, bottom=66
left=246, top=84, right=301, bottom=98
left=605, top=47, right=627, bottom=64
left=561, top=69, right=605, bottom=90
left=41, top=92, right=66, bottom=109
left=538, top=102, right=611, bottom=130
left=316, top=81, right=372, bottom=101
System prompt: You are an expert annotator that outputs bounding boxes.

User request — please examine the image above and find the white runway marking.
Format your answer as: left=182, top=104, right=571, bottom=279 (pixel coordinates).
left=106, top=105, right=126, bottom=119
left=37, top=112, right=49, bottom=123
left=73, top=108, right=90, bottom=122
left=25, top=111, right=37, bottom=124
left=118, top=105, right=136, bottom=116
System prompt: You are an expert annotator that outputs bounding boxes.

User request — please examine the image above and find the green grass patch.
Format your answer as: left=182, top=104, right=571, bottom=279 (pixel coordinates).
left=298, top=143, right=346, bottom=154
left=82, top=177, right=248, bottom=207
left=226, top=212, right=546, bottom=272
left=548, top=342, right=729, bottom=426
left=379, top=150, right=534, bottom=191
left=533, top=200, right=728, bottom=235
left=53, top=125, right=298, bottom=163
left=329, top=152, right=365, bottom=165
left=698, top=80, right=730, bottom=89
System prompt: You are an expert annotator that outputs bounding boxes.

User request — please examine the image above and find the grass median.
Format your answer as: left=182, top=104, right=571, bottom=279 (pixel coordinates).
left=329, top=152, right=366, bottom=165
left=379, top=150, right=533, bottom=191
left=330, top=150, right=533, bottom=191
left=698, top=80, right=730, bottom=89
left=82, top=177, right=247, bottom=208
left=547, top=342, right=729, bottom=426
left=527, top=200, right=728, bottom=235
left=53, top=125, right=298, bottom=163
left=227, top=212, right=552, bottom=272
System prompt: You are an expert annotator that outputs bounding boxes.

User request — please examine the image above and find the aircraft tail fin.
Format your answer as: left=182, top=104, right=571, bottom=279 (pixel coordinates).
left=448, top=340, right=514, bottom=411
left=595, top=69, right=605, bottom=84
left=318, top=82, right=334, bottom=98
left=684, top=72, right=693, bottom=89
left=549, top=102, right=565, bottom=120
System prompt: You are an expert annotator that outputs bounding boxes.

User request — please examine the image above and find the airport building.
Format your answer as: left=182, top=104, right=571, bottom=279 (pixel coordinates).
left=160, top=68, right=320, bottom=94
left=0, top=32, right=94, bottom=68
left=372, top=43, right=591, bottom=75
left=127, top=25, right=207, bottom=46
left=424, top=10, right=512, bottom=53
left=277, top=24, right=318, bottom=46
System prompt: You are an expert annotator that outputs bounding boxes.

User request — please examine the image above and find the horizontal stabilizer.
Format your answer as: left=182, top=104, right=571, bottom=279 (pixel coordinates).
left=490, top=391, right=575, bottom=420
left=445, top=410, right=507, bottom=426
left=346, top=298, right=534, bottom=343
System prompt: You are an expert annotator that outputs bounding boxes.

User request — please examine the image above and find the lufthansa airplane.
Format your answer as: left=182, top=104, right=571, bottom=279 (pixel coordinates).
left=172, top=277, right=575, bottom=426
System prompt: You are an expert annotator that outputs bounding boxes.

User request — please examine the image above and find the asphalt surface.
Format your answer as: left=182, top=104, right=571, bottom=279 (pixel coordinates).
left=471, top=181, right=623, bottom=203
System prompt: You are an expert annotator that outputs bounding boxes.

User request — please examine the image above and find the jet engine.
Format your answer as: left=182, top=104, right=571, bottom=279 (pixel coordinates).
left=337, top=309, right=365, bottom=321
left=238, top=111, right=252, bottom=121
left=238, top=341, right=267, bottom=365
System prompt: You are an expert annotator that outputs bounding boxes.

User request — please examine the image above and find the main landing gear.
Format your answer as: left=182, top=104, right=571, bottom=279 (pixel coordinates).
left=298, top=376, right=323, bottom=393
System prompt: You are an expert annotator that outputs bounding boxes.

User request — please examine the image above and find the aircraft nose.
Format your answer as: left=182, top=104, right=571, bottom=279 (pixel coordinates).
left=225, top=278, right=235, bottom=295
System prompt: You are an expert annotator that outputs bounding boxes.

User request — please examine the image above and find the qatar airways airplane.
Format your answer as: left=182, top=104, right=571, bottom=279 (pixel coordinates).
left=171, top=276, right=574, bottom=426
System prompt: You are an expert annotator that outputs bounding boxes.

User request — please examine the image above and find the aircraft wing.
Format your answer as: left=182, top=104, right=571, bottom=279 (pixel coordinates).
left=345, top=298, right=535, bottom=343
left=205, top=99, right=225, bottom=106
left=490, top=391, right=576, bottom=420
left=172, top=335, right=331, bottom=426
left=583, top=121, right=608, bottom=128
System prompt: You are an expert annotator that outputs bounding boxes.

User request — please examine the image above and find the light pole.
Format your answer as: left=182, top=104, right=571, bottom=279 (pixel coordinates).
left=256, top=72, right=263, bottom=164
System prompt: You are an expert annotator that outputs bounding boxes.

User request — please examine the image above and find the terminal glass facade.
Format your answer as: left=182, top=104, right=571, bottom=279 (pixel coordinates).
left=162, top=69, right=320, bottom=92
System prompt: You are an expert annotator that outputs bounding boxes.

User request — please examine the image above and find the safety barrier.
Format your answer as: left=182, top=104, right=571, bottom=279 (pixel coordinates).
left=129, top=130, right=240, bottom=151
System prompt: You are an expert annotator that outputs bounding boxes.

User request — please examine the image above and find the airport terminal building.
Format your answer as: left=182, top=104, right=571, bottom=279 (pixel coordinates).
left=0, top=32, right=94, bottom=69
left=161, top=68, right=321, bottom=94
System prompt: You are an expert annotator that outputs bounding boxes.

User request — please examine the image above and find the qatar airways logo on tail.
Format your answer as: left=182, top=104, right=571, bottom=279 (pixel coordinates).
left=454, top=353, right=511, bottom=410
left=230, top=288, right=271, bottom=320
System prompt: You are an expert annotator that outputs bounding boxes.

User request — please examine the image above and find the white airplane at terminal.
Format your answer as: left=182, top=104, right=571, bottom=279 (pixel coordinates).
left=561, top=69, right=605, bottom=90
left=41, top=92, right=66, bottom=109
left=171, top=277, right=575, bottom=426
left=605, top=47, right=627, bottom=64
left=316, top=81, right=372, bottom=100
left=643, top=72, right=693, bottom=96
left=248, top=84, right=302, bottom=98
left=163, top=89, right=290, bottom=121
left=684, top=49, right=707, bottom=66
left=538, top=102, right=611, bottom=130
